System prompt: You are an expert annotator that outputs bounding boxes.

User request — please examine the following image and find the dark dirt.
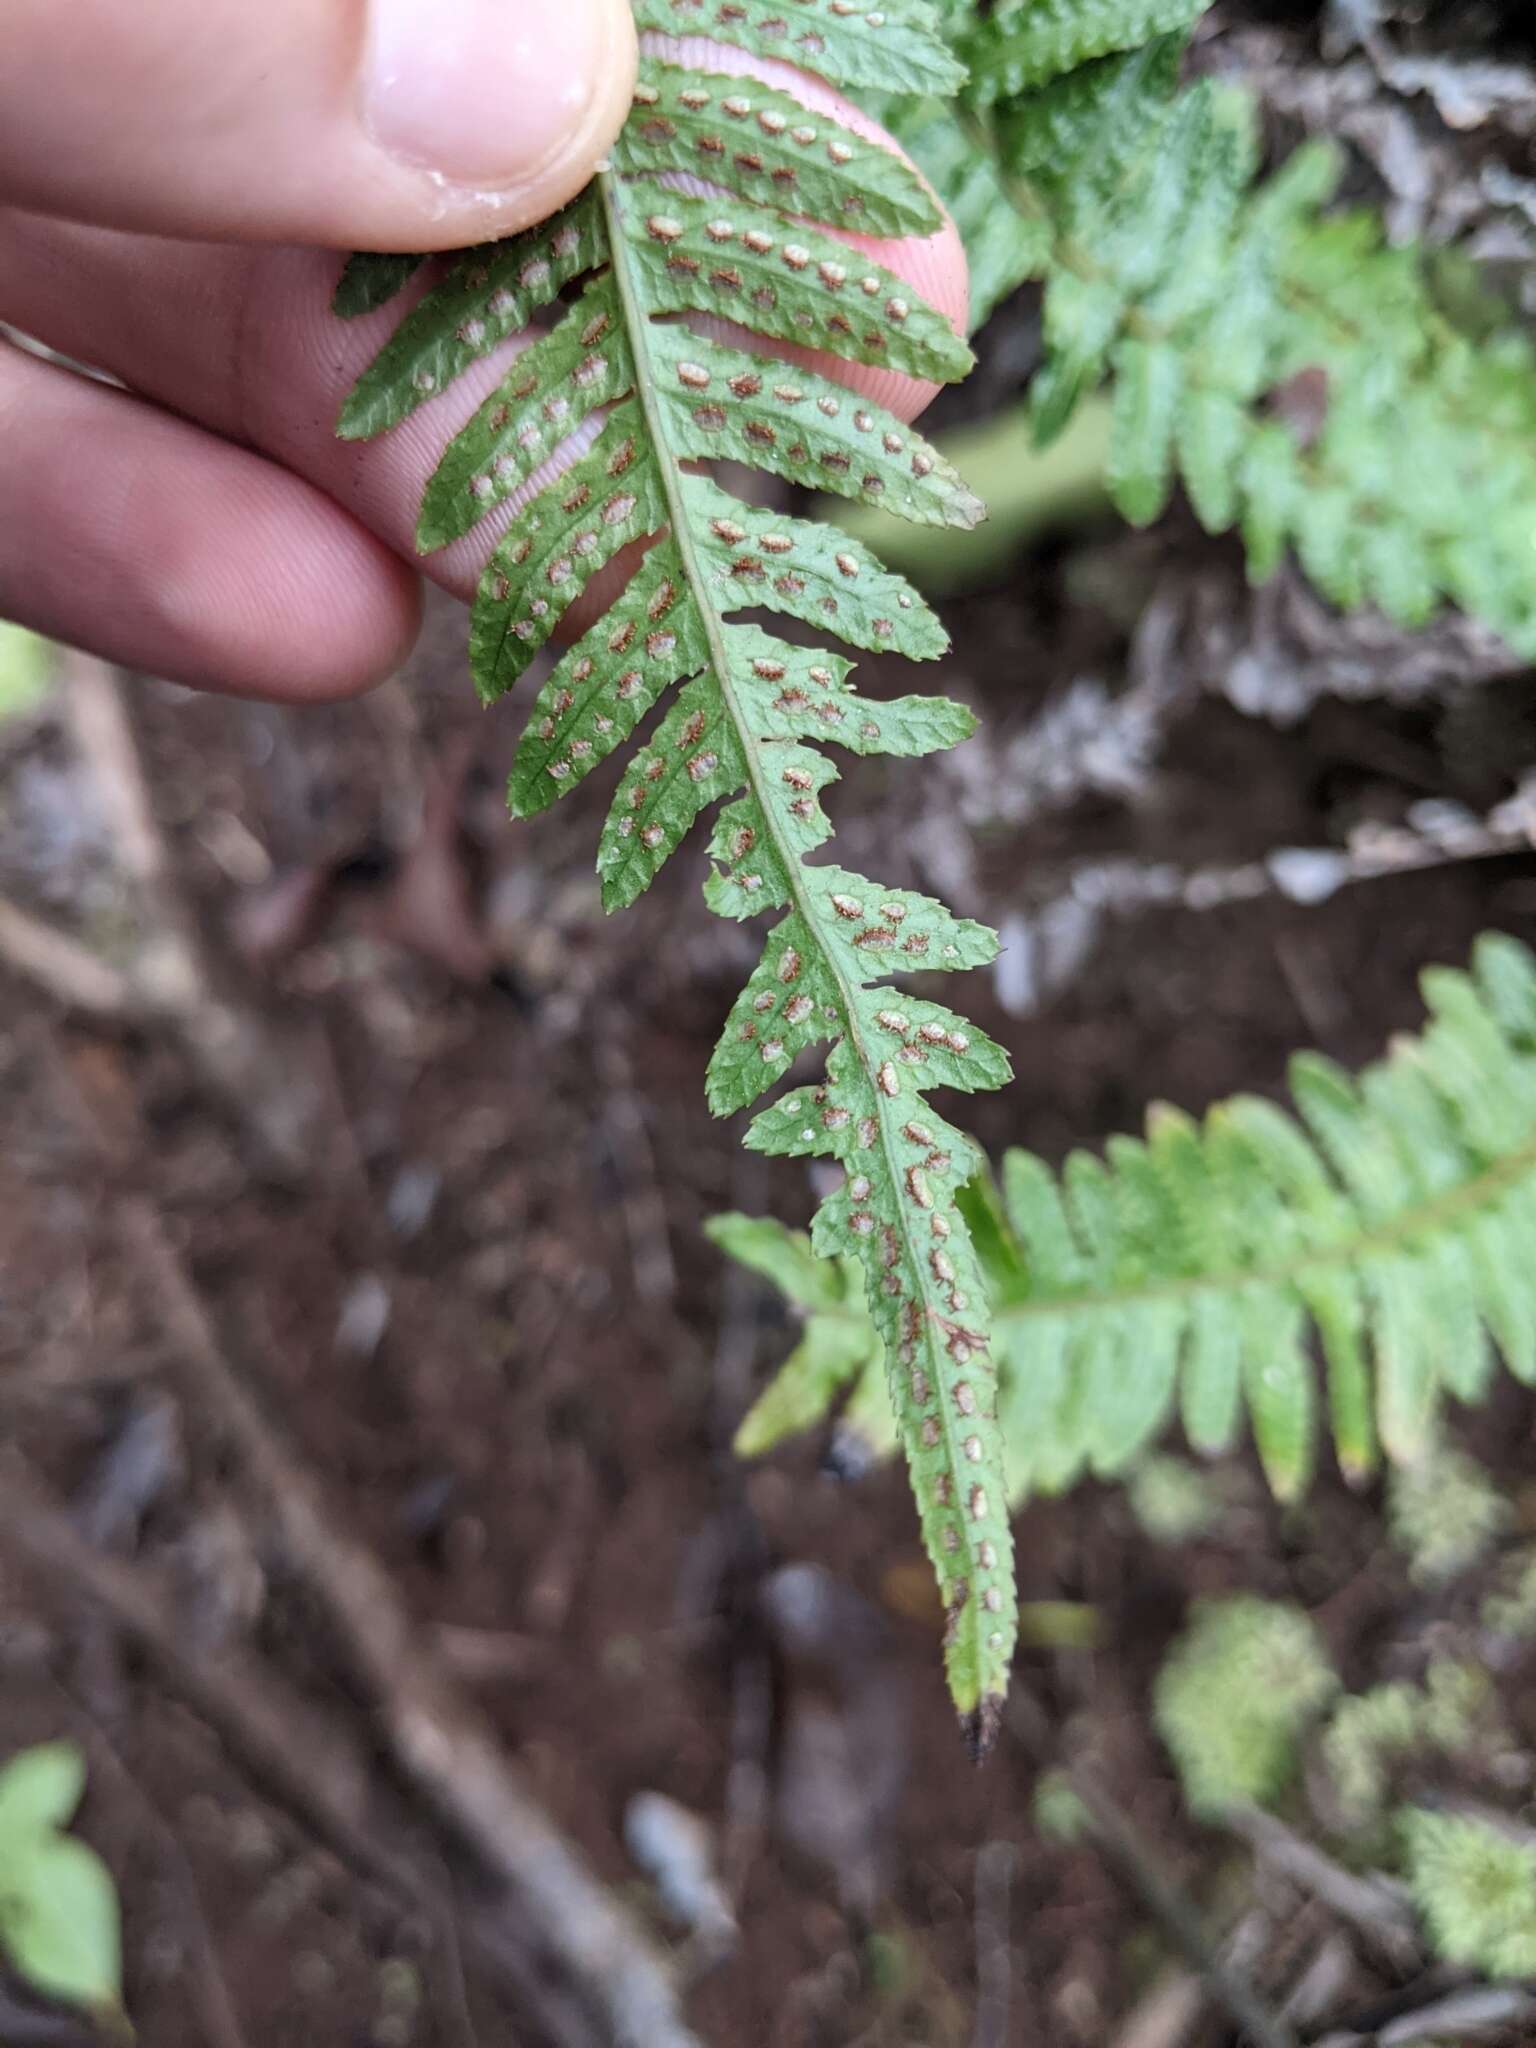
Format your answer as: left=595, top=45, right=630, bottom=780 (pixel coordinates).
left=5, top=8, right=1536, bottom=2045
left=4, top=547, right=1531, bottom=2045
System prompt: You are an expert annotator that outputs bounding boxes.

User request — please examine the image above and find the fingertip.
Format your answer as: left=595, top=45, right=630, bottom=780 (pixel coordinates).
left=0, top=342, right=425, bottom=706
left=368, top=0, right=640, bottom=253
left=257, top=550, right=426, bottom=704
left=0, top=0, right=638, bottom=255
left=136, top=494, right=425, bottom=704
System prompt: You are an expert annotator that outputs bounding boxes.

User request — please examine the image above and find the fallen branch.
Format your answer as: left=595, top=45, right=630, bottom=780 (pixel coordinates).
left=0, top=1457, right=422, bottom=1906
left=972, top=1841, right=1017, bottom=2048
left=0, top=1457, right=636, bottom=2048
left=0, top=893, right=135, bottom=1017
left=1226, top=1805, right=1420, bottom=1969
left=120, top=1199, right=701, bottom=2048
left=991, top=777, right=1536, bottom=1019
left=1007, top=1694, right=1298, bottom=2048
left=44, top=1678, right=250, bottom=2048
left=45, top=651, right=321, bottom=1177
left=1313, top=1981, right=1536, bottom=2048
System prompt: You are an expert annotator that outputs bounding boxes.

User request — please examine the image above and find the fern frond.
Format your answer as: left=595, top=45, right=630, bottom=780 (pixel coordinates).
left=718, top=935, right=1536, bottom=1507
left=334, top=8, right=1017, bottom=1740
left=944, top=0, right=1536, bottom=653
left=706, top=1214, right=879, bottom=1455
left=961, top=0, right=1205, bottom=106
left=632, top=0, right=968, bottom=97
left=866, top=96, right=1046, bottom=331
left=333, top=250, right=425, bottom=318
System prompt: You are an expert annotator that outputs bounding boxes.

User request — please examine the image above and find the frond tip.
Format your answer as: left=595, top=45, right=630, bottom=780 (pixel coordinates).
left=333, top=2, right=1014, bottom=1732
left=717, top=935, right=1536, bottom=1514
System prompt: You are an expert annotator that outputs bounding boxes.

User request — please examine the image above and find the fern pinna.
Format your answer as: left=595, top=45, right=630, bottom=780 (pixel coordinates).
left=945, top=0, right=1536, bottom=655
left=716, top=936, right=1536, bottom=1508
left=333, top=8, right=1016, bottom=1743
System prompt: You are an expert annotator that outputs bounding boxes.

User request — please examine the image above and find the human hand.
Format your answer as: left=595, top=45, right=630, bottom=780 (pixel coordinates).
left=0, top=1, right=967, bottom=702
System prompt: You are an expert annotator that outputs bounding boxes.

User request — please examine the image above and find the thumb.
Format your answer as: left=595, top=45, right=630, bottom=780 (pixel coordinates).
left=1, top=0, right=637, bottom=251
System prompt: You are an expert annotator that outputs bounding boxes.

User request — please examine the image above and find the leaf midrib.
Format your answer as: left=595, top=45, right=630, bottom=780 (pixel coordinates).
left=792, top=1130, right=1536, bottom=1338
left=598, top=166, right=1004, bottom=1710
left=978, top=1130, right=1536, bottom=1327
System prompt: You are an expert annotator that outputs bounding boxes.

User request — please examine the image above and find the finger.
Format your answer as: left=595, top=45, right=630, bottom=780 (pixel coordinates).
left=0, top=193, right=967, bottom=610
left=1, top=0, right=637, bottom=251
left=0, top=342, right=421, bottom=700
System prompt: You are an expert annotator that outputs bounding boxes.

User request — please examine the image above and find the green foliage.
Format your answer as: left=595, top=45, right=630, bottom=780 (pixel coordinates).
left=1032, top=1769, right=1091, bottom=1844
left=0, top=622, right=53, bottom=723
left=1481, top=1546, right=1536, bottom=1640
left=824, top=396, right=1114, bottom=594
left=961, top=0, right=1206, bottom=105
left=1154, top=1598, right=1338, bottom=1817
left=942, top=0, right=1536, bottom=653
left=634, top=0, right=967, bottom=96
left=864, top=98, right=1043, bottom=330
left=719, top=934, right=1536, bottom=1506
left=333, top=2, right=1016, bottom=1737
left=1154, top=1609, right=1534, bottom=1983
left=1321, top=1682, right=1424, bottom=1835
left=1401, top=1809, right=1536, bottom=1978
left=0, top=1743, right=125, bottom=2028
left=1321, top=1661, right=1494, bottom=1834
left=1388, top=1442, right=1510, bottom=1589
left=708, top=1214, right=880, bottom=1458
left=1126, top=1454, right=1217, bottom=1545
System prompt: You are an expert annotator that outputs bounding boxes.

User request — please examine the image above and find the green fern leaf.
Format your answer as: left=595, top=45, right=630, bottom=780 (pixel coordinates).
left=332, top=251, right=425, bottom=319
left=632, top=0, right=968, bottom=97
left=334, top=14, right=1014, bottom=1741
left=1106, top=337, right=1182, bottom=525
left=870, top=97, right=1046, bottom=329
left=705, top=1216, right=879, bottom=1455
left=993, top=936, right=1536, bottom=1487
left=337, top=195, right=607, bottom=440
left=718, top=935, right=1536, bottom=1505
left=962, top=0, right=1206, bottom=105
left=415, top=275, right=632, bottom=552
left=961, top=0, right=1536, bottom=653
left=625, top=61, right=945, bottom=240
left=996, top=32, right=1186, bottom=185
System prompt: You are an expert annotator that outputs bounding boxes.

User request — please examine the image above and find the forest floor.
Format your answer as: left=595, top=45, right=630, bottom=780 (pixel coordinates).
left=4, top=6, right=1536, bottom=2046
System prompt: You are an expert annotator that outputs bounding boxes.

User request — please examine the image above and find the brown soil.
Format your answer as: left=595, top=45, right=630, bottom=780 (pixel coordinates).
left=5, top=11, right=1536, bottom=2041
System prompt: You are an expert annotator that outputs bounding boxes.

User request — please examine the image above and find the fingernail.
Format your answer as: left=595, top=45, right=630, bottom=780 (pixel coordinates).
left=364, top=0, right=605, bottom=190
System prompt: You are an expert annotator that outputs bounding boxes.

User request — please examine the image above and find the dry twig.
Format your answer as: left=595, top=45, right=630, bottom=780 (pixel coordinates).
left=1226, top=1806, right=1419, bottom=1970
left=0, top=652, right=325, bottom=1174
left=0, top=894, right=135, bottom=1017
left=119, top=1198, right=700, bottom=2048
left=1008, top=1694, right=1298, bottom=2048
left=0, top=1456, right=653, bottom=2048
left=44, top=1678, right=250, bottom=2048
left=972, top=1841, right=1017, bottom=2048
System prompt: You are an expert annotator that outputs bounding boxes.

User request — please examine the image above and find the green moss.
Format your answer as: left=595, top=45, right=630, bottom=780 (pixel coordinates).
left=1155, top=1597, right=1337, bottom=1817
